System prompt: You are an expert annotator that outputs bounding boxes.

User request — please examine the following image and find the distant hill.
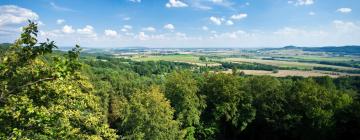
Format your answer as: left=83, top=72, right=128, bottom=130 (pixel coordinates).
left=302, top=46, right=360, bottom=54
left=262, top=45, right=360, bottom=55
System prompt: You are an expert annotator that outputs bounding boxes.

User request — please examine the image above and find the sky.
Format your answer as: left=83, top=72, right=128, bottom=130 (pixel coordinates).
left=0, top=0, right=359, bottom=48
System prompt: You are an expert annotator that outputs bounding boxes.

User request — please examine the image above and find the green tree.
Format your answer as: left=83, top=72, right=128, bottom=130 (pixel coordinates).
left=199, top=56, right=207, bottom=62
left=289, top=78, right=353, bottom=139
left=111, top=86, right=185, bottom=139
left=165, top=70, right=206, bottom=139
left=200, top=73, right=255, bottom=138
left=0, top=21, right=117, bottom=139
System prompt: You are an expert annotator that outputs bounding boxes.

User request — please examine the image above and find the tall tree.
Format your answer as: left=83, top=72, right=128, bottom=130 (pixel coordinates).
left=165, top=70, right=206, bottom=139
left=0, top=21, right=117, bottom=139
left=200, top=73, right=255, bottom=139
left=111, top=86, right=185, bottom=139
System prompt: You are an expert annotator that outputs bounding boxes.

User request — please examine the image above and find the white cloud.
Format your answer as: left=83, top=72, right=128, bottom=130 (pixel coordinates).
left=166, top=0, right=188, bottom=8
left=289, top=0, right=314, bottom=6
left=37, top=21, right=45, bottom=26
left=129, top=0, right=141, bottom=3
left=124, top=25, right=132, bottom=29
left=138, top=32, right=149, bottom=40
left=175, top=32, right=188, bottom=40
left=226, top=20, right=234, bottom=26
left=202, top=26, right=209, bottom=31
left=77, top=25, right=97, bottom=38
left=337, top=8, right=352, bottom=13
left=50, top=2, right=76, bottom=12
left=142, top=26, right=156, bottom=32
left=211, top=0, right=223, bottom=3
left=333, top=20, right=359, bottom=32
left=123, top=17, right=131, bottom=21
left=62, top=25, right=74, bottom=34
left=309, top=12, right=315, bottom=16
left=210, top=16, right=222, bottom=25
left=164, top=24, right=175, bottom=30
left=231, top=13, right=247, bottom=20
left=121, top=25, right=132, bottom=32
left=104, top=30, right=118, bottom=37
left=0, top=5, right=39, bottom=27
left=57, top=19, right=65, bottom=24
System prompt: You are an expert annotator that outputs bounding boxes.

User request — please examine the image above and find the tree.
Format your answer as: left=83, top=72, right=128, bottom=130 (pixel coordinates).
left=0, top=21, right=117, bottom=139
left=111, top=86, right=185, bottom=139
left=199, top=73, right=255, bottom=139
left=288, top=78, right=353, bottom=139
left=165, top=70, right=206, bottom=139
left=199, top=56, right=207, bottom=62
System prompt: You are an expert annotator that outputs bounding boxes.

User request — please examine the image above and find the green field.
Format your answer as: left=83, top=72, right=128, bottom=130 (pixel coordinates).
left=132, top=54, right=221, bottom=66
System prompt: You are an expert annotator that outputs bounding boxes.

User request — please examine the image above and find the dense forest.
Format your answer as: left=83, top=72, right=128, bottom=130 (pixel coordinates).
left=1, top=22, right=360, bottom=140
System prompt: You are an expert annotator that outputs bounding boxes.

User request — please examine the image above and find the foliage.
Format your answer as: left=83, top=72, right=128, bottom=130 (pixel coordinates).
left=0, top=21, right=117, bottom=139
left=110, top=86, right=185, bottom=139
left=165, top=70, right=206, bottom=139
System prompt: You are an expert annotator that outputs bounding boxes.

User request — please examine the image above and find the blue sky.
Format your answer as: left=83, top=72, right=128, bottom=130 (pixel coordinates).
left=0, top=0, right=359, bottom=48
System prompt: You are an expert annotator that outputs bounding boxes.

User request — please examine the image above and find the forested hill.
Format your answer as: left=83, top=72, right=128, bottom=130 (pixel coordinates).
left=262, top=45, right=360, bottom=54
left=302, top=45, right=360, bottom=54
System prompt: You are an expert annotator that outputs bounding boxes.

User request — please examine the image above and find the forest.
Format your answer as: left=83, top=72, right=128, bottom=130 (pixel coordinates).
left=1, top=22, right=360, bottom=140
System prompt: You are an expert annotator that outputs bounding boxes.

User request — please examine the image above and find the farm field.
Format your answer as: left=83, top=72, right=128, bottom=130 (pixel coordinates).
left=219, top=69, right=360, bottom=77
left=225, top=57, right=359, bottom=70
left=132, top=54, right=221, bottom=66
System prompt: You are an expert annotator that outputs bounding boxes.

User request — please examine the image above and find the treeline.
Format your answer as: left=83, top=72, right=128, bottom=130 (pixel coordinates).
left=1, top=22, right=360, bottom=140
left=314, top=67, right=360, bottom=74
left=264, top=56, right=360, bottom=69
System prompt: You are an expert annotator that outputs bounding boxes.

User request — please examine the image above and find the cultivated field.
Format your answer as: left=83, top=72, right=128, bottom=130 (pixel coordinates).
left=225, top=57, right=358, bottom=70
left=132, top=54, right=221, bottom=66
left=220, top=69, right=360, bottom=78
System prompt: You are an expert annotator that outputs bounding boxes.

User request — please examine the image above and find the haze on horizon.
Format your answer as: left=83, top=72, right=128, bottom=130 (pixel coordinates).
left=0, top=0, right=359, bottom=48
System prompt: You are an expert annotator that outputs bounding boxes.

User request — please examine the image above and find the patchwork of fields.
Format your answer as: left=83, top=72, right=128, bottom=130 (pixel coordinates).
left=118, top=48, right=360, bottom=77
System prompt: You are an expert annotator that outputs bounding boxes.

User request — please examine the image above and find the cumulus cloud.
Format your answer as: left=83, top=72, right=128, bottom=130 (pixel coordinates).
left=231, top=13, right=247, bottom=20
left=104, top=29, right=118, bottom=37
left=226, top=20, right=234, bottom=26
left=0, top=5, right=39, bottom=27
left=210, top=16, right=222, bottom=25
left=164, top=24, right=175, bottom=30
left=142, top=26, right=156, bottom=32
left=337, top=8, right=352, bottom=13
left=166, top=0, right=188, bottom=8
left=77, top=25, right=97, bottom=38
left=62, top=25, right=74, bottom=34
left=57, top=19, right=65, bottom=24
